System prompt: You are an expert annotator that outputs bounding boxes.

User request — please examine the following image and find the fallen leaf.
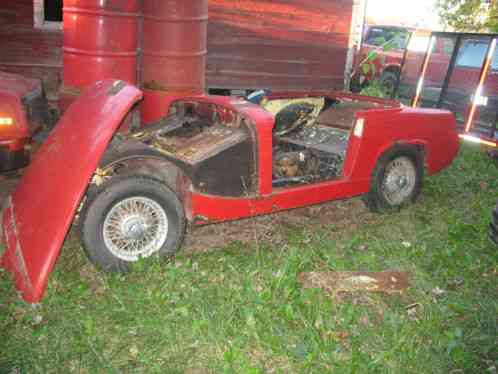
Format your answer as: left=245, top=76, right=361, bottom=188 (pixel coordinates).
left=32, top=314, right=43, bottom=325
left=432, top=287, right=446, bottom=296
left=129, top=345, right=139, bottom=359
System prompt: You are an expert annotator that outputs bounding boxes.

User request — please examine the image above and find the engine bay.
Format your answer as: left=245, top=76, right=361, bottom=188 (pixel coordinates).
left=132, top=101, right=251, bottom=165
left=264, top=96, right=379, bottom=187
left=129, top=95, right=382, bottom=193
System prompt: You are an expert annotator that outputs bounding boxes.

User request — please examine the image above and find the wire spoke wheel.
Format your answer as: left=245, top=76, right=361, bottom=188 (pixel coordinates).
left=381, top=156, right=417, bottom=206
left=103, top=196, right=168, bottom=262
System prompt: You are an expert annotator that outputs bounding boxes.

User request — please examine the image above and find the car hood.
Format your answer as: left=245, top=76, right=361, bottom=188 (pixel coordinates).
left=0, top=71, right=41, bottom=98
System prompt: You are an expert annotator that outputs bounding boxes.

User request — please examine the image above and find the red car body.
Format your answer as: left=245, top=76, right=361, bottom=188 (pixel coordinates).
left=1, top=80, right=459, bottom=303
left=0, top=72, right=49, bottom=171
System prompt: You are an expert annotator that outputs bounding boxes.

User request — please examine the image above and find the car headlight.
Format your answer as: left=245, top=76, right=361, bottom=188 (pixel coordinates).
left=0, top=117, right=14, bottom=126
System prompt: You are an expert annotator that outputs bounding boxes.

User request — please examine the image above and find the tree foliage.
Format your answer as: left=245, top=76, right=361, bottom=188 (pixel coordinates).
left=436, top=0, right=498, bottom=32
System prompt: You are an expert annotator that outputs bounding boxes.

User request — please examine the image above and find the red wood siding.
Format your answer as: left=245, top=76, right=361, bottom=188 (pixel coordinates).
left=0, top=0, right=62, bottom=98
left=207, top=0, right=354, bottom=90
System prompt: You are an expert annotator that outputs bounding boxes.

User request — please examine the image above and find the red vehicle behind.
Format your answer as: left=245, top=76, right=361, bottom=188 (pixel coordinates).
left=1, top=80, right=459, bottom=303
left=351, top=26, right=412, bottom=96
left=0, top=72, right=52, bottom=172
left=398, top=32, right=498, bottom=144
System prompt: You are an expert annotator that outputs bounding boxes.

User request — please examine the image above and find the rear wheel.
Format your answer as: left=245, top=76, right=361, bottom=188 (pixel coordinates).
left=366, top=145, right=423, bottom=212
left=489, top=201, right=498, bottom=246
left=79, top=175, right=186, bottom=272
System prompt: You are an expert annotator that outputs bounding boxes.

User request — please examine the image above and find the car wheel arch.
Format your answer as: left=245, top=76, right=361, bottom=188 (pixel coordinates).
left=96, top=139, right=193, bottom=197
left=373, top=141, right=427, bottom=174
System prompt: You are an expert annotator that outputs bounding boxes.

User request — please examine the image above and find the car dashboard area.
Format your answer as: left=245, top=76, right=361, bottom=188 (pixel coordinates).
left=279, top=125, right=349, bottom=156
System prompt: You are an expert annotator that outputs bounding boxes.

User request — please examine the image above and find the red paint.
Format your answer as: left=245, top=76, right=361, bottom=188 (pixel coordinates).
left=1, top=85, right=459, bottom=303
left=188, top=98, right=458, bottom=224
left=0, top=72, right=39, bottom=141
left=140, top=90, right=458, bottom=225
left=63, top=0, right=141, bottom=90
left=143, top=0, right=208, bottom=94
left=1, top=80, right=142, bottom=303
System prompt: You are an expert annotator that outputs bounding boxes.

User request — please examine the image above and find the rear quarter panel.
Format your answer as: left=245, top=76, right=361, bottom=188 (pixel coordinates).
left=346, top=106, right=459, bottom=182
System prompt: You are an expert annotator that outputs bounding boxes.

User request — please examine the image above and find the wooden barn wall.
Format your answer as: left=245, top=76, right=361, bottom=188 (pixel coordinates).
left=0, top=0, right=354, bottom=95
left=206, top=0, right=354, bottom=91
left=0, top=0, right=63, bottom=99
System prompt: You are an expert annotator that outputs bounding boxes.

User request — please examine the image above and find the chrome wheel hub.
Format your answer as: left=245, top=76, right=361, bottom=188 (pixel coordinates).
left=121, top=216, right=147, bottom=240
left=103, top=197, right=168, bottom=262
left=382, top=156, right=416, bottom=206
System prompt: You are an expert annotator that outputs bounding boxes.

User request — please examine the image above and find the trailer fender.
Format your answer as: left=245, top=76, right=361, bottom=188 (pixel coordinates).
left=0, top=80, right=142, bottom=303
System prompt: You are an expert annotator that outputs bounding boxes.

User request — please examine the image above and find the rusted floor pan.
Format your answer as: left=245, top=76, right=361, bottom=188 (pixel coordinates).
left=317, top=101, right=381, bottom=129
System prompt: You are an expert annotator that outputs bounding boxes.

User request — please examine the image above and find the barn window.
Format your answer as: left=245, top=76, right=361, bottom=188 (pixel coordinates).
left=34, top=0, right=63, bottom=30
left=44, top=0, right=63, bottom=22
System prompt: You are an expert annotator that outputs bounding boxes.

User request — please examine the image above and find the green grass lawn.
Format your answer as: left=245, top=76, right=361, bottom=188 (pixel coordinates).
left=1, top=144, right=497, bottom=373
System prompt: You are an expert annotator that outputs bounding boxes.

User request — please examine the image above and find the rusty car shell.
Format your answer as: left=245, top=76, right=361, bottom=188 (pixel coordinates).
left=1, top=80, right=142, bottom=303
left=1, top=83, right=459, bottom=303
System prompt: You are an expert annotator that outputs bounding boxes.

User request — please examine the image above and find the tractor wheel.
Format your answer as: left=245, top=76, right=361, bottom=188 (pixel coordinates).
left=379, top=71, right=399, bottom=99
left=79, top=175, right=186, bottom=272
left=350, top=73, right=363, bottom=93
left=489, top=201, right=498, bottom=246
left=366, top=145, right=424, bottom=212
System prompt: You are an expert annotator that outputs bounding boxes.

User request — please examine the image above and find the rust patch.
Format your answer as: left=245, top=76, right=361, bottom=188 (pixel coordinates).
left=107, top=80, right=126, bottom=96
left=299, top=271, right=409, bottom=295
left=3, top=197, right=31, bottom=289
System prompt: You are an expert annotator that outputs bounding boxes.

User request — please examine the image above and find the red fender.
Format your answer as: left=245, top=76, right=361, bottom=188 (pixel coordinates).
left=1, top=80, right=142, bottom=303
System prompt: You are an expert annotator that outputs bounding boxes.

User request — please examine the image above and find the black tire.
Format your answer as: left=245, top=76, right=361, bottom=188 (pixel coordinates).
left=379, top=71, right=399, bottom=99
left=79, top=175, right=186, bottom=272
left=366, top=145, right=424, bottom=212
left=489, top=201, right=498, bottom=246
left=349, top=73, right=363, bottom=93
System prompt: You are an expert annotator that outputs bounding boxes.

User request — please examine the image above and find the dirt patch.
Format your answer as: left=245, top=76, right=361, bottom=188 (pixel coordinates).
left=183, top=198, right=377, bottom=253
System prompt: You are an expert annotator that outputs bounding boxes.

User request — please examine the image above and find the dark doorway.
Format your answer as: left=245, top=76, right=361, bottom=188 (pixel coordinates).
left=44, top=0, right=63, bottom=22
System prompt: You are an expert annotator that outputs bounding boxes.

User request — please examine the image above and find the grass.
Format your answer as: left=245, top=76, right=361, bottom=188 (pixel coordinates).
left=1, top=144, right=497, bottom=373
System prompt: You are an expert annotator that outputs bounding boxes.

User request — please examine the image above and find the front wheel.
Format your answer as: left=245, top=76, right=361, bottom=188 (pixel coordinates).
left=366, top=146, right=424, bottom=212
left=79, top=175, right=186, bottom=272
